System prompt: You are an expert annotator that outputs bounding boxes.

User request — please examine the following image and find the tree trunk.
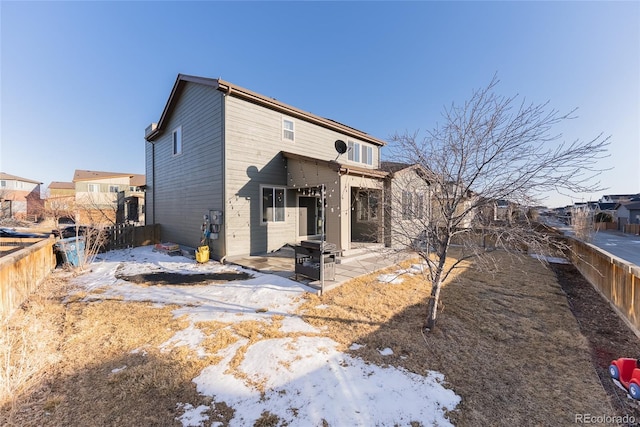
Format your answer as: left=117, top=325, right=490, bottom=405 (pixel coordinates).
left=424, top=278, right=442, bottom=331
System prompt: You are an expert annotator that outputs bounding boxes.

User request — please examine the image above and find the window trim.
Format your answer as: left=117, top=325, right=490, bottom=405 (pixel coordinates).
left=261, top=185, right=287, bottom=224
left=87, top=183, right=100, bottom=193
left=172, top=126, right=182, bottom=156
left=402, top=190, right=425, bottom=220
left=282, top=118, right=295, bottom=142
left=362, top=145, right=373, bottom=166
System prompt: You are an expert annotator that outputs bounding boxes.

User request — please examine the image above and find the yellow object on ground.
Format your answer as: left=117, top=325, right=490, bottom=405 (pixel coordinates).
left=196, top=245, right=210, bottom=263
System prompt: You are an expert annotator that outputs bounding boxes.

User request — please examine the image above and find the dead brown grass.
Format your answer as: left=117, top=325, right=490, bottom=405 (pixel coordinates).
left=1, top=249, right=633, bottom=426
left=297, top=251, right=617, bottom=426
left=0, top=271, right=216, bottom=427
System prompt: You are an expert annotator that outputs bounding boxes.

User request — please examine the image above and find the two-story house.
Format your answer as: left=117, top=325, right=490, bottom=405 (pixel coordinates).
left=0, top=172, right=43, bottom=220
left=145, top=74, right=397, bottom=259
left=72, top=170, right=145, bottom=225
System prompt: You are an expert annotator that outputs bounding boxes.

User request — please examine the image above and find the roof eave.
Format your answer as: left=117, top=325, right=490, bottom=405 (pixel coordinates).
left=146, top=74, right=385, bottom=147
left=146, top=74, right=221, bottom=142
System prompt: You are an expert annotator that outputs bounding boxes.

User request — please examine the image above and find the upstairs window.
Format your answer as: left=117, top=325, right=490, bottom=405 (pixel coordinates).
left=88, top=183, right=100, bottom=193
left=109, top=185, right=119, bottom=193
left=348, top=141, right=360, bottom=162
left=0, top=180, right=5, bottom=188
left=172, top=126, right=182, bottom=155
left=362, top=145, right=373, bottom=165
left=283, top=118, right=295, bottom=141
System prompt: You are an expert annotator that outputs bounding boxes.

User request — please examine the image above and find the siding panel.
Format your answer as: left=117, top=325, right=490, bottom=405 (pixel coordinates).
left=148, top=83, right=225, bottom=257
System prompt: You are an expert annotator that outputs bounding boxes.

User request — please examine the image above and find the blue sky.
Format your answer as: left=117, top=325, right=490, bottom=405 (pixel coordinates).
left=1, top=1, right=638, bottom=207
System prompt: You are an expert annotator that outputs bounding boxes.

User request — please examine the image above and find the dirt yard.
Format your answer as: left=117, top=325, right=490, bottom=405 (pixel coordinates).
left=1, top=250, right=639, bottom=426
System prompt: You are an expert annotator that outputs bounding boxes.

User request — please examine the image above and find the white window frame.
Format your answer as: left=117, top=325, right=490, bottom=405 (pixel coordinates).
left=348, top=141, right=361, bottom=163
left=362, top=145, right=373, bottom=166
left=261, top=185, right=286, bottom=224
left=172, top=126, right=182, bottom=155
left=109, top=185, right=119, bottom=193
left=88, top=183, right=100, bottom=193
left=282, top=118, right=295, bottom=142
left=0, top=180, right=5, bottom=188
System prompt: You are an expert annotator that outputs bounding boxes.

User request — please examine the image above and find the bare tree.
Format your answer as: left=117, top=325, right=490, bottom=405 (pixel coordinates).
left=386, top=76, right=609, bottom=332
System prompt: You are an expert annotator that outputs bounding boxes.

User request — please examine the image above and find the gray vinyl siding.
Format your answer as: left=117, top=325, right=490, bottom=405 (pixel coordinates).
left=148, top=82, right=225, bottom=256
left=145, top=141, right=155, bottom=223
left=223, top=96, right=380, bottom=256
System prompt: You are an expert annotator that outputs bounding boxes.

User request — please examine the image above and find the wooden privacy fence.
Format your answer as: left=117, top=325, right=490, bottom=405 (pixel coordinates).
left=624, top=224, right=640, bottom=235
left=594, top=222, right=617, bottom=231
left=569, top=237, right=640, bottom=336
left=0, top=237, right=56, bottom=320
left=104, top=224, right=160, bottom=251
left=0, top=236, right=49, bottom=258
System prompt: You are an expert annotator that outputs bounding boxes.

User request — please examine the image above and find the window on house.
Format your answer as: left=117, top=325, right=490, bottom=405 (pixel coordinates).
left=0, top=181, right=5, bottom=188
left=402, top=191, right=413, bottom=220
left=262, top=186, right=286, bottom=223
left=348, top=141, right=360, bottom=162
left=415, top=193, right=424, bottom=219
left=283, top=119, right=295, bottom=141
left=172, top=126, right=182, bottom=155
left=402, top=191, right=425, bottom=220
left=109, top=185, right=119, bottom=193
left=357, top=191, right=378, bottom=222
left=88, top=184, right=100, bottom=193
left=362, top=145, right=373, bottom=165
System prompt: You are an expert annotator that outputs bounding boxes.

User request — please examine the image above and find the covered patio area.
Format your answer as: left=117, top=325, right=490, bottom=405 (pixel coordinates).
left=225, top=245, right=412, bottom=294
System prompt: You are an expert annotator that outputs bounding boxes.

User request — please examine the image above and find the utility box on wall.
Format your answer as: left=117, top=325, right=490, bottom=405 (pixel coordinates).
left=209, top=210, right=223, bottom=240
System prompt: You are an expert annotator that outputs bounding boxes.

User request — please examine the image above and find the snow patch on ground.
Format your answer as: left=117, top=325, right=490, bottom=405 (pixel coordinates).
left=377, top=273, right=404, bottom=284
left=378, top=347, right=394, bottom=356
left=71, top=246, right=460, bottom=426
left=529, top=254, right=571, bottom=264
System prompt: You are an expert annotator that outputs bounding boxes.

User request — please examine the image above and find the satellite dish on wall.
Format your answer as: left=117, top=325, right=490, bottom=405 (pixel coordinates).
left=335, top=140, right=347, bottom=154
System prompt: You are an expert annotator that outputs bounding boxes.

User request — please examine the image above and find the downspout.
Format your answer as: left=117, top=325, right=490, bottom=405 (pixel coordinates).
left=220, top=86, right=228, bottom=262
left=152, top=142, right=156, bottom=225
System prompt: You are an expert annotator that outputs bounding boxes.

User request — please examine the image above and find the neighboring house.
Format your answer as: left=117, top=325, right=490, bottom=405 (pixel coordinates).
left=0, top=172, right=43, bottom=220
left=616, top=201, right=640, bottom=228
left=144, top=74, right=389, bottom=259
left=72, top=170, right=145, bottom=225
left=380, top=162, right=431, bottom=249
left=600, top=194, right=640, bottom=204
left=45, top=181, right=76, bottom=222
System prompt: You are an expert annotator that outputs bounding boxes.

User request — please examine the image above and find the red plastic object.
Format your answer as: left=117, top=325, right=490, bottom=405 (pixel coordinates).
left=610, top=358, right=640, bottom=399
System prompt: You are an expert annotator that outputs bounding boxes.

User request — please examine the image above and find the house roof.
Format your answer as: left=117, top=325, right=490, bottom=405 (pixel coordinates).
left=130, top=174, right=146, bottom=187
left=48, top=181, right=75, bottom=189
left=380, top=161, right=412, bottom=174
left=73, top=169, right=142, bottom=182
left=282, top=152, right=389, bottom=180
left=619, top=201, right=640, bottom=210
left=146, top=74, right=386, bottom=147
left=603, top=194, right=640, bottom=201
left=0, top=172, right=42, bottom=184
left=597, top=202, right=617, bottom=211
